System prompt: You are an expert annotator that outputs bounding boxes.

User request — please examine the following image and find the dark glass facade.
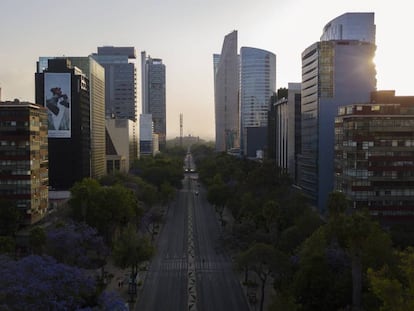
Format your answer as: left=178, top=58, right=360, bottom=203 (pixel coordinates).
left=93, top=47, right=137, bottom=122
left=35, top=59, right=91, bottom=190
left=141, top=53, right=166, bottom=151
left=298, top=40, right=376, bottom=212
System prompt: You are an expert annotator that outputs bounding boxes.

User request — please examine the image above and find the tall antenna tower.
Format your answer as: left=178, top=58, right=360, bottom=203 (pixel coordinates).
left=180, top=113, right=183, bottom=147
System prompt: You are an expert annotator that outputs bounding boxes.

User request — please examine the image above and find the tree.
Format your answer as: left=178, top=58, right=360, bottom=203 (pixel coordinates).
left=141, top=207, right=164, bottom=240
left=69, top=179, right=138, bottom=244
left=207, top=174, right=230, bottom=225
left=278, top=207, right=323, bottom=254
left=99, top=171, right=159, bottom=208
left=236, top=243, right=290, bottom=311
left=112, top=226, right=154, bottom=275
left=98, top=184, right=137, bottom=242
left=326, top=192, right=394, bottom=311
left=132, top=154, right=184, bottom=190
left=45, top=221, right=109, bottom=269
left=0, top=236, right=15, bottom=255
left=262, top=200, right=280, bottom=233
left=0, top=255, right=90, bottom=309
left=0, top=199, right=20, bottom=236
left=237, top=191, right=258, bottom=222
left=69, top=178, right=101, bottom=220
left=30, top=226, right=46, bottom=255
left=292, top=227, right=352, bottom=311
left=0, top=255, right=126, bottom=310
left=368, top=247, right=414, bottom=311
left=160, top=181, right=176, bottom=204
left=269, top=292, right=300, bottom=311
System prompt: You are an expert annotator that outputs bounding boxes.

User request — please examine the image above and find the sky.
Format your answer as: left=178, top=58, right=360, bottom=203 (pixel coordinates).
left=0, top=0, right=413, bottom=140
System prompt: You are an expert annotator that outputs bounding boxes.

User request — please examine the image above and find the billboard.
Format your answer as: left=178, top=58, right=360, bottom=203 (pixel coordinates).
left=44, top=73, right=71, bottom=138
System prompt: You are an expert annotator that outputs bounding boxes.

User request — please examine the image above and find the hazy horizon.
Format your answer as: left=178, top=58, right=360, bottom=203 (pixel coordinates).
left=1, top=0, right=413, bottom=140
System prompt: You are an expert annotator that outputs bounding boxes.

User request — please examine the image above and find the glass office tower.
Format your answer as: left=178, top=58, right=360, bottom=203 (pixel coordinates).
left=240, top=47, right=276, bottom=158
left=214, top=30, right=239, bottom=152
left=141, top=52, right=166, bottom=151
left=93, top=46, right=137, bottom=122
left=320, top=12, right=375, bottom=43
left=35, top=58, right=91, bottom=190
left=38, top=56, right=106, bottom=179
left=297, top=12, right=377, bottom=213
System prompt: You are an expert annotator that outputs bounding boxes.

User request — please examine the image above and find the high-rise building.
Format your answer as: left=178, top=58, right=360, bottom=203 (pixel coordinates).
left=335, top=90, right=414, bottom=224
left=139, top=113, right=154, bottom=156
left=92, top=46, right=137, bottom=121
left=240, top=47, right=276, bottom=158
left=214, top=30, right=239, bottom=152
left=297, top=12, right=377, bottom=212
left=320, top=12, right=375, bottom=43
left=35, top=58, right=91, bottom=190
left=38, top=56, right=106, bottom=179
left=288, top=83, right=302, bottom=183
left=268, top=83, right=301, bottom=181
left=141, top=52, right=166, bottom=151
left=64, top=57, right=106, bottom=179
left=0, top=100, right=48, bottom=225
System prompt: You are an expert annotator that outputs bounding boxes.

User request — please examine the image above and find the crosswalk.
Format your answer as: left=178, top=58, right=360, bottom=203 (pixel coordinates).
left=194, top=261, right=233, bottom=271
left=156, top=259, right=233, bottom=271
left=159, top=259, right=188, bottom=271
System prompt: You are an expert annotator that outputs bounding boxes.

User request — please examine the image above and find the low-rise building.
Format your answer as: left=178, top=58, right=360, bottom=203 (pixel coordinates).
left=0, top=100, right=48, bottom=225
left=106, top=117, right=138, bottom=173
left=335, top=90, right=414, bottom=223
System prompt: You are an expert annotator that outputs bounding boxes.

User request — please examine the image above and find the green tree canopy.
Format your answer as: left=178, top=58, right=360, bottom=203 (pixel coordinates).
left=30, top=226, right=46, bottom=255
left=112, top=226, right=154, bottom=275
left=368, top=247, right=414, bottom=311
left=69, top=178, right=138, bottom=243
left=326, top=192, right=394, bottom=311
left=236, top=243, right=290, bottom=311
left=0, top=199, right=21, bottom=236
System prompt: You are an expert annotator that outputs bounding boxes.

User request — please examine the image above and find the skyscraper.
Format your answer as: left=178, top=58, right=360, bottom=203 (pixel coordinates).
left=320, top=12, right=375, bottom=43
left=239, top=47, right=276, bottom=158
left=214, top=30, right=239, bottom=152
left=139, top=113, right=154, bottom=156
left=297, top=12, right=377, bottom=212
left=0, top=100, right=48, bottom=225
left=35, top=58, right=91, bottom=190
left=141, top=52, right=166, bottom=151
left=38, top=56, right=106, bottom=179
left=64, top=57, right=106, bottom=179
left=268, top=83, right=301, bottom=181
left=93, top=46, right=137, bottom=121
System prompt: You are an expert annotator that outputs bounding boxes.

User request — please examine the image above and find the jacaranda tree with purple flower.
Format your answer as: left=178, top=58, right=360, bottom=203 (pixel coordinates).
left=45, top=221, right=110, bottom=269
left=1, top=255, right=93, bottom=310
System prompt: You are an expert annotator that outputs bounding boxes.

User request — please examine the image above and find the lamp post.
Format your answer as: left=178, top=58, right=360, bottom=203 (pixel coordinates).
left=128, top=273, right=137, bottom=303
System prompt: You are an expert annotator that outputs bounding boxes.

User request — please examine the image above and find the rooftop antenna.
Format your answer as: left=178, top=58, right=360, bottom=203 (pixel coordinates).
left=180, top=113, right=183, bottom=147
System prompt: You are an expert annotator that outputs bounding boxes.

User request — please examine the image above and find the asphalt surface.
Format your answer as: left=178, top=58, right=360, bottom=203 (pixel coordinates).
left=135, top=169, right=249, bottom=311
left=135, top=179, right=188, bottom=311
left=191, top=176, right=249, bottom=311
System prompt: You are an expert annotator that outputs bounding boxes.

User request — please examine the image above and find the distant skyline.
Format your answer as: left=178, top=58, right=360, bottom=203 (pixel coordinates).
left=1, top=0, right=413, bottom=140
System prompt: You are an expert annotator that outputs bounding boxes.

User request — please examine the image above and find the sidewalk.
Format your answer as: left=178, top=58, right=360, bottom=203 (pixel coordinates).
left=102, top=204, right=168, bottom=309
left=103, top=255, right=151, bottom=310
left=219, top=206, right=275, bottom=311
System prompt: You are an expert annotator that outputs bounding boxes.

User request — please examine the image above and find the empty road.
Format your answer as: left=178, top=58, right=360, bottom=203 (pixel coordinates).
left=135, top=168, right=248, bottom=311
